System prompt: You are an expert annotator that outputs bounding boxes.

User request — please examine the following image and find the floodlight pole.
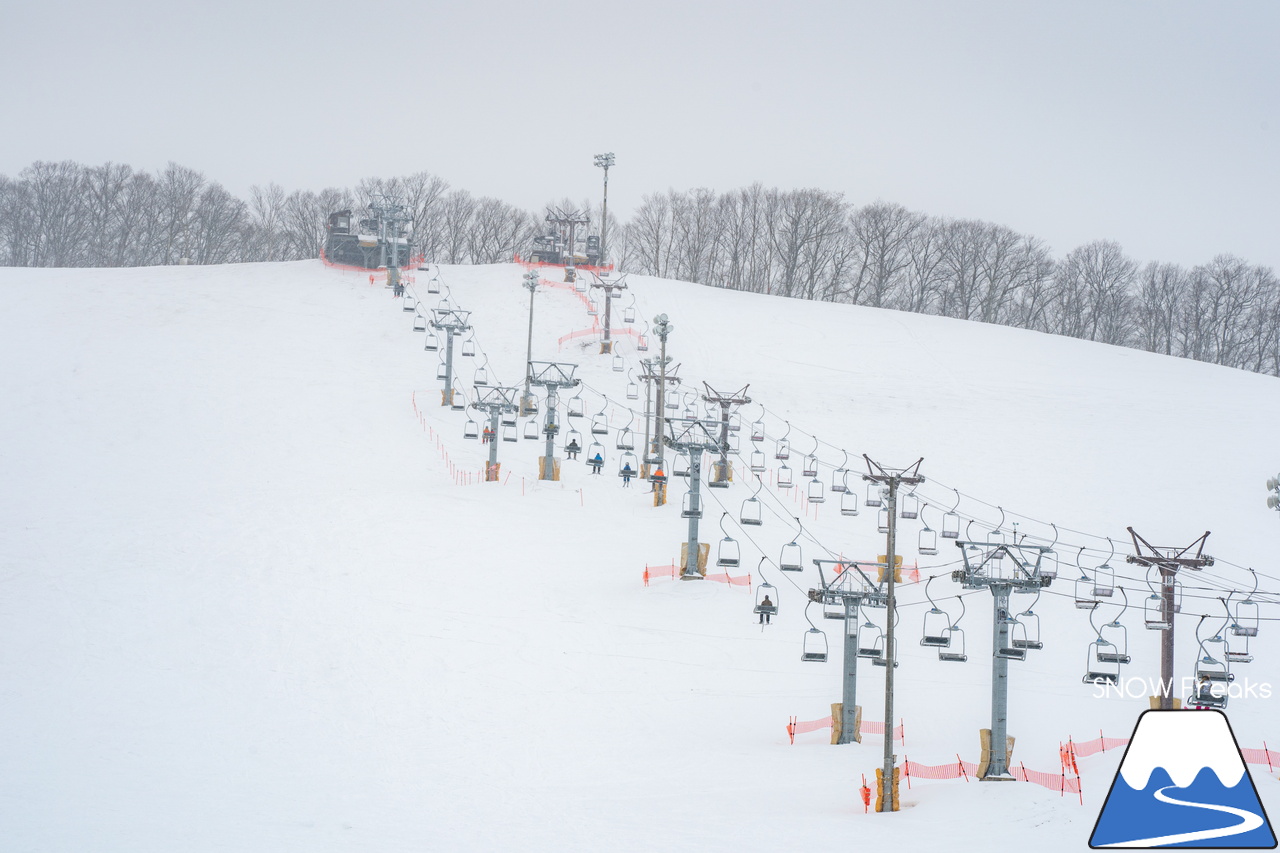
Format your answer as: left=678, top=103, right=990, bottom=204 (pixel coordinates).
left=1125, top=528, right=1213, bottom=710
left=521, top=269, right=540, bottom=415
left=594, top=152, right=614, bottom=265
left=863, top=456, right=924, bottom=811
left=653, top=315, right=673, bottom=472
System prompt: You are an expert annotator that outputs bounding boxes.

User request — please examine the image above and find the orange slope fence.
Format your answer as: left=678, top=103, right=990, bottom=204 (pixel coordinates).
left=786, top=715, right=906, bottom=746
left=643, top=563, right=752, bottom=587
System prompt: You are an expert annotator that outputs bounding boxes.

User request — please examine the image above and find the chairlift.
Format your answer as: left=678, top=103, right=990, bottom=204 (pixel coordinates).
left=585, top=441, right=605, bottom=466
left=502, top=424, right=518, bottom=442
left=567, top=395, right=585, bottom=418
left=665, top=396, right=679, bottom=411
left=618, top=451, right=638, bottom=477
left=857, top=618, right=885, bottom=659
left=435, top=362, right=447, bottom=380
left=1143, top=593, right=1170, bottom=630
left=1011, top=605, right=1043, bottom=651
left=1232, top=571, right=1260, bottom=637
left=749, top=450, right=766, bottom=473
left=801, top=628, right=828, bottom=662
left=755, top=579, right=779, bottom=620
left=473, top=365, right=489, bottom=386
left=637, top=335, right=648, bottom=352
left=575, top=276, right=587, bottom=294
left=623, top=304, right=636, bottom=324
left=524, top=420, right=540, bottom=440
left=871, top=636, right=898, bottom=668
left=672, top=455, right=690, bottom=478
left=616, top=428, right=635, bottom=451
left=921, top=582, right=951, bottom=646
left=1097, top=623, right=1131, bottom=664
left=424, top=332, right=440, bottom=352
left=612, top=354, right=624, bottom=372
left=461, top=338, right=476, bottom=358
left=941, top=489, right=960, bottom=538
left=728, top=413, right=742, bottom=433
left=716, top=514, right=740, bottom=567
left=865, top=483, right=883, bottom=508
left=751, top=420, right=765, bottom=442
left=426, top=277, right=441, bottom=294
left=802, top=445, right=818, bottom=478
left=876, top=508, right=889, bottom=534
left=402, top=295, right=416, bottom=312
left=450, top=391, right=467, bottom=412
left=996, top=617, right=1027, bottom=660
left=919, top=526, right=938, bottom=555
left=463, top=419, right=480, bottom=440
left=1082, top=641, right=1121, bottom=684
left=938, top=626, right=968, bottom=662
left=779, top=537, right=803, bottom=572
left=777, top=464, right=793, bottom=489
left=501, top=410, right=517, bottom=427
left=681, top=492, right=702, bottom=519
left=413, top=314, right=427, bottom=332
left=590, top=412, right=609, bottom=436
left=1074, top=574, right=1099, bottom=610
left=840, top=489, right=860, bottom=517
left=587, top=299, right=599, bottom=316
left=900, top=493, right=920, bottom=520
left=775, top=438, right=790, bottom=460
left=1093, top=564, right=1115, bottom=598
left=626, top=381, right=639, bottom=400
left=740, top=480, right=764, bottom=526
left=806, top=478, right=825, bottom=504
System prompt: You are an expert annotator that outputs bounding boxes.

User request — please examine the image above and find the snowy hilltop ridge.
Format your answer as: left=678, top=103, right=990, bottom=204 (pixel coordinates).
left=1118, top=711, right=1246, bottom=790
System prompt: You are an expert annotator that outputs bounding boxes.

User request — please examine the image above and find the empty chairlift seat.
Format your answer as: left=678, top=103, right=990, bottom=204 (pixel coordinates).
left=801, top=628, right=828, bottom=662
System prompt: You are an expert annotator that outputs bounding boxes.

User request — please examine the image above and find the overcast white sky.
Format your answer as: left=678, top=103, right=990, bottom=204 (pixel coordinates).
left=3, top=0, right=1277, bottom=269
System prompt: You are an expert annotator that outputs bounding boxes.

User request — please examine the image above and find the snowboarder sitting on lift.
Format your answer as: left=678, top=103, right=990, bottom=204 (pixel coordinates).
left=590, top=453, right=604, bottom=474
left=482, top=427, right=494, bottom=444
left=566, top=439, right=580, bottom=459
left=758, top=596, right=774, bottom=625
left=621, top=463, right=633, bottom=486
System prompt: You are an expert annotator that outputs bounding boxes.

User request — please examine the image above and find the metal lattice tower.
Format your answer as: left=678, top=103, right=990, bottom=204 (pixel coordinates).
left=663, top=418, right=723, bottom=579
left=1125, top=528, right=1213, bottom=710
left=594, top=153, right=614, bottom=264
left=810, top=561, right=888, bottom=745
left=862, top=455, right=924, bottom=809
left=470, top=386, right=520, bottom=481
left=951, top=537, right=1054, bottom=779
left=430, top=308, right=472, bottom=406
left=588, top=272, right=628, bottom=354
left=701, top=382, right=750, bottom=488
left=527, top=361, right=580, bottom=481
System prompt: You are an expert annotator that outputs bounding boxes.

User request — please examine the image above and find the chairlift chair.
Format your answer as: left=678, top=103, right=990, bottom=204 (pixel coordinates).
left=1011, top=611, right=1043, bottom=650
left=402, top=296, right=416, bottom=312
left=623, top=305, right=636, bottom=324
left=865, top=483, right=883, bottom=508
left=877, top=508, right=890, bottom=534
left=806, top=479, right=825, bottom=504
left=1082, top=641, right=1121, bottom=684
left=857, top=620, right=885, bottom=659
left=523, top=420, right=540, bottom=440
left=751, top=420, right=765, bottom=442
left=426, top=278, right=441, bottom=294
left=637, top=335, right=648, bottom=352
left=681, top=492, right=702, bottom=519
left=918, top=526, right=938, bottom=556
left=587, top=299, right=599, bottom=316
left=502, top=424, right=518, bottom=442
left=716, top=537, right=740, bottom=567
left=424, top=332, right=440, bottom=352
left=900, top=493, right=920, bottom=520
left=749, top=450, right=766, bottom=473
left=672, top=455, right=690, bottom=477
left=501, top=410, right=517, bottom=427
left=463, top=419, right=480, bottom=440
left=618, top=451, right=638, bottom=476
left=665, top=396, right=679, bottom=411
left=1232, top=599, right=1260, bottom=637
left=801, top=628, right=828, bottom=662
left=840, top=490, right=860, bottom=517
left=823, top=595, right=846, bottom=620
left=616, top=428, right=635, bottom=450
left=1093, top=564, right=1115, bottom=598
left=567, top=396, right=584, bottom=418
left=612, top=354, right=624, bottom=372
left=941, top=510, right=960, bottom=539
left=1188, top=683, right=1228, bottom=710
left=871, top=637, right=898, bottom=667
left=413, top=315, right=427, bottom=332
left=626, top=381, right=639, bottom=400
left=1074, top=575, right=1099, bottom=610
left=775, top=438, right=790, bottom=460
left=586, top=441, right=605, bottom=465
left=938, top=627, right=968, bottom=662
left=1039, top=550, right=1059, bottom=581
left=779, top=540, right=803, bottom=572
left=1195, top=653, right=1233, bottom=684
left=777, top=464, right=793, bottom=489
left=450, top=392, right=466, bottom=412
left=461, top=338, right=476, bottom=358
left=996, top=618, right=1027, bottom=660
left=802, top=455, right=818, bottom=478
left=754, top=581, right=778, bottom=619
left=740, top=497, right=763, bottom=526
left=921, top=608, right=951, bottom=646
left=590, top=413, right=608, bottom=435
left=1143, top=594, right=1170, bottom=630
left=1097, top=623, right=1131, bottom=664
left=832, top=468, right=848, bottom=493
left=473, top=366, right=489, bottom=386
left=435, top=363, right=447, bottom=380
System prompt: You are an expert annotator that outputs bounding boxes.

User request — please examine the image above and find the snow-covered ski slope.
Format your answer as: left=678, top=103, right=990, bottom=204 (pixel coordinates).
left=1, top=259, right=1277, bottom=852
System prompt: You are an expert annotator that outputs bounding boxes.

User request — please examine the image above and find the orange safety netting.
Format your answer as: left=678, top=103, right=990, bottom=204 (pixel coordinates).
left=515, top=255, right=615, bottom=274
left=786, top=716, right=905, bottom=745
left=901, top=757, right=1081, bottom=796
left=320, top=248, right=426, bottom=275
left=643, top=563, right=751, bottom=587
left=1241, top=746, right=1280, bottom=770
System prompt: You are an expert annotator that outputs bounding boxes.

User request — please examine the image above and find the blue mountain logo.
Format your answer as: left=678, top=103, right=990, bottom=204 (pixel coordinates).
left=1090, top=709, right=1276, bottom=848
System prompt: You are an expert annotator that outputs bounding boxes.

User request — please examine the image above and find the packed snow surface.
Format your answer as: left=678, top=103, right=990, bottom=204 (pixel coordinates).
left=1, top=260, right=1277, bottom=852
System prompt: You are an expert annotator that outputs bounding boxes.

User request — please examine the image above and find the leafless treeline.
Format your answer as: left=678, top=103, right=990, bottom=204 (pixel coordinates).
left=4, top=161, right=1278, bottom=376
left=616, top=185, right=1280, bottom=376
left=0, top=161, right=538, bottom=269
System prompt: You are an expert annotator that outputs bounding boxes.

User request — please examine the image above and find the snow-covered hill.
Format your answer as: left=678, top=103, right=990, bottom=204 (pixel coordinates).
left=1, top=259, right=1277, bottom=852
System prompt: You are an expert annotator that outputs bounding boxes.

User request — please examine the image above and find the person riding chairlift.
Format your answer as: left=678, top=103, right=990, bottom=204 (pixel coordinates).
left=758, top=595, right=774, bottom=625
left=621, top=463, right=633, bottom=486
left=566, top=438, right=580, bottom=459
left=590, top=452, right=604, bottom=474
